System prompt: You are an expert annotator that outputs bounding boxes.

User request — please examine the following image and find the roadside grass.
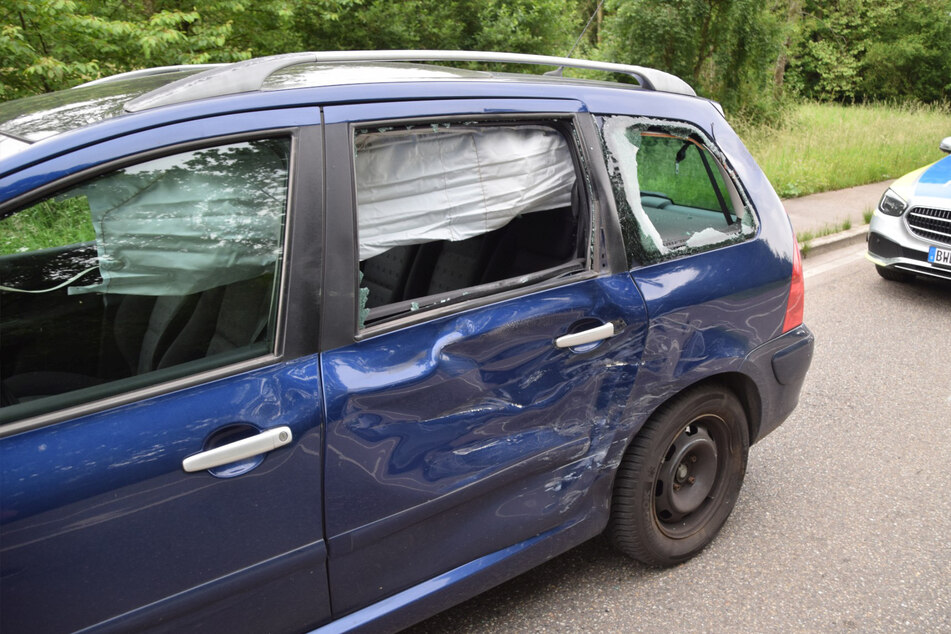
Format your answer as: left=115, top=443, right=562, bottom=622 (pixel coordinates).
left=797, top=219, right=855, bottom=244
left=796, top=211, right=869, bottom=257
left=0, top=197, right=95, bottom=256
left=737, top=101, right=951, bottom=198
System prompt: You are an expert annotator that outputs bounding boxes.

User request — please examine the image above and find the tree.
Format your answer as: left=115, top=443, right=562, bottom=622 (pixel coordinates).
left=0, top=0, right=583, bottom=101
left=598, top=0, right=789, bottom=122
left=856, top=0, right=951, bottom=103
left=4, top=0, right=947, bottom=109
left=0, top=0, right=252, bottom=100
left=786, top=0, right=951, bottom=103
left=285, top=0, right=580, bottom=58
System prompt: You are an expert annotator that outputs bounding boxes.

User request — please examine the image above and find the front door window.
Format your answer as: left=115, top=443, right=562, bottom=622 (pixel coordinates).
left=0, top=137, right=290, bottom=423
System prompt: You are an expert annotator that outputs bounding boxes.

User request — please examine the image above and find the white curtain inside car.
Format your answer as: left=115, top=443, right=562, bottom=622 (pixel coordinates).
left=69, top=138, right=288, bottom=296
left=355, top=125, right=576, bottom=261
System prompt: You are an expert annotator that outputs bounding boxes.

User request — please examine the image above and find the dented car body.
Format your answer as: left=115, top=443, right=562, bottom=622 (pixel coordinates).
left=0, top=52, right=813, bottom=633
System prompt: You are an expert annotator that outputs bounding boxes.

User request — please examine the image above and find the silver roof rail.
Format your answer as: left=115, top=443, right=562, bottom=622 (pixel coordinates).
left=75, top=64, right=226, bottom=89
left=124, top=50, right=696, bottom=112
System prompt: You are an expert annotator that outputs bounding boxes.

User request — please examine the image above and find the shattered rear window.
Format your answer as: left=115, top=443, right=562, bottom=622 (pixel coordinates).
left=599, top=115, right=756, bottom=267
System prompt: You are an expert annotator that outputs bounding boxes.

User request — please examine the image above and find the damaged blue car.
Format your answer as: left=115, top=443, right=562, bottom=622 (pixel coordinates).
left=0, top=51, right=813, bottom=633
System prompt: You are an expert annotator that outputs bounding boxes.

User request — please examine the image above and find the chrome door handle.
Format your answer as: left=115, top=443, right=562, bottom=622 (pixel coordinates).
left=182, top=426, right=293, bottom=473
left=555, top=322, right=615, bottom=349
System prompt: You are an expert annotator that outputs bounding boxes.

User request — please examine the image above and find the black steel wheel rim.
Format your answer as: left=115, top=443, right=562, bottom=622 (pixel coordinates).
left=652, top=415, right=729, bottom=539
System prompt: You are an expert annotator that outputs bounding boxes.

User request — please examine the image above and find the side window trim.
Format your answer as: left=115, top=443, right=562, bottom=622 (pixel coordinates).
left=0, top=127, right=304, bottom=433
left=357, top=267, right=599, bottom=340
left=0, top=354, right=282, bottom=438
left=362, top=258, right=588, bottom=327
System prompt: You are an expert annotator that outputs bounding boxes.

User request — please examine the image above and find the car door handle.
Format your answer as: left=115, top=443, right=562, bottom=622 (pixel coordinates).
left=182, top=426, right=293, bottom=473
left=555, top=322, right=615, bottom=349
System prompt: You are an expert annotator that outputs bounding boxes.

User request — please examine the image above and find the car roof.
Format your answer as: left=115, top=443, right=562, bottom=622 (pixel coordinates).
left=0, top=67, right=212, bottom=162
left=0, top=51, right=697, bottom=158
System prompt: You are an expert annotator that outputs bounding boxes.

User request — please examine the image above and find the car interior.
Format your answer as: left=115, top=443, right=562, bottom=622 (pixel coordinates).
left=354, top=122, right=586, bottom=325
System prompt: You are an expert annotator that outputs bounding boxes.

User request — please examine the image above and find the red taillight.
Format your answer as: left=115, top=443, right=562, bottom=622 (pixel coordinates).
left=782, top=234, right=804, bottom=333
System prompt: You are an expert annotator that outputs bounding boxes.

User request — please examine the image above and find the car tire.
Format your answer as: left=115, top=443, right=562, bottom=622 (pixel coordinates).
left=875, top=265, right=911, bottom=282
left=609, top=385, right=749, bottom=567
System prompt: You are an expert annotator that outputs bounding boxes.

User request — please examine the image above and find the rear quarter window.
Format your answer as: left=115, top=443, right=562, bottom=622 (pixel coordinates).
left=599, top=115, right=756, bottom=267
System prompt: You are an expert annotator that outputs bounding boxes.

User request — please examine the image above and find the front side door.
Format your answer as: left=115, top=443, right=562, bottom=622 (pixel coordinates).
left=0, top=114, right=330, bottom=632
left=319, top=100, right=651, bottom=615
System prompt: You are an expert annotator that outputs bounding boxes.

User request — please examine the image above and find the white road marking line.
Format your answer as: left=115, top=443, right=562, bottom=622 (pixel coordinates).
left=803, top=247, right=867, bottom=279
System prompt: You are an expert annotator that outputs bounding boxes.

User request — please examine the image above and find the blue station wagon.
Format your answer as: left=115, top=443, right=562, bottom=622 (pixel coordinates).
left=0, top=51, right=814, bottom=633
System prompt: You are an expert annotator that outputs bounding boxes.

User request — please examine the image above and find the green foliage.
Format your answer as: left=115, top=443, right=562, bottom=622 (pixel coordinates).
left=1, top=0, right=949, bottom=119
left=740, top=101, right=951, bottom=197
left=598, top=0, right=789, bottom=123
left=0, top=196, right=94, bottom=256
left=0, top=0, right=582, bottom=101
left=856, top=1, right=951, bottom=103
left=786, top=0, right=867, bottom=101
left=283, top=0, right=580, bottom=57
left=0, top=0, right=252, bottom=100
left=787, top=0, right=951, bottom=103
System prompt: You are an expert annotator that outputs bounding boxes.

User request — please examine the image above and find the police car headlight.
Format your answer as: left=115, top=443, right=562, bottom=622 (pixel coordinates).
left=878, top=189, right=908, bottom=217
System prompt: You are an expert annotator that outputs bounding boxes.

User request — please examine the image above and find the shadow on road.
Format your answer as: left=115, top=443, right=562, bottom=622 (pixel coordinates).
left=875, top=272, right=951, bottom=300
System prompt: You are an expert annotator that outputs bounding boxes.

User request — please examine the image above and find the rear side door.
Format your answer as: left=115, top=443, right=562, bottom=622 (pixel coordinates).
left=595, top=113, right=791, bottom=412
left=0, top=113, right=330, bottom=632
left=319, top=99, right=651, bottom=615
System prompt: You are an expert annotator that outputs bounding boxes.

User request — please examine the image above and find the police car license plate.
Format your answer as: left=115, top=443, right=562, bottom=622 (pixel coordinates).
left=928, top=246, right=951, bottom=268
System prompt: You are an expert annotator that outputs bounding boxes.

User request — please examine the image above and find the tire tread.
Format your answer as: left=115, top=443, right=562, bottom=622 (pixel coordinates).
left=608, top=384, right=748, bottom=567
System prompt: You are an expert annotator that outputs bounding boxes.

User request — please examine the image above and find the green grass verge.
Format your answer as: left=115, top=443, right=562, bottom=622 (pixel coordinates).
left=798, top=219, right=853, bottom=244
left=737, top=101, right=951, bottom=198
left=796, top=213, right=871, bottom=256
left=0, top=197, right=95, bottom=256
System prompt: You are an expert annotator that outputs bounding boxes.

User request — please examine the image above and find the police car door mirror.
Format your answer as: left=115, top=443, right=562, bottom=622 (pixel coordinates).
left=940, top=137, right=951, bottom=154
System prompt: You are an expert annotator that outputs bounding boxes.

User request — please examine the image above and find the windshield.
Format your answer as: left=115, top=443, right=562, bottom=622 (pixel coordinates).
left=0, top=133, right=30, bottom=161
left=0, top=69, right=205, bottom=157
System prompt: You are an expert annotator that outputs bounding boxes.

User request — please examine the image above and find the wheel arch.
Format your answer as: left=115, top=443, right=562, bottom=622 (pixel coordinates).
left=715, top=372, right=763, bottom=444
left=618, top=370, right=763, bottom=465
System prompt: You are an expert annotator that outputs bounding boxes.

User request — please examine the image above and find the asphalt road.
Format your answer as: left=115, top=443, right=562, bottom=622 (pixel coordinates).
left=408, top=243, right=951, bottom=633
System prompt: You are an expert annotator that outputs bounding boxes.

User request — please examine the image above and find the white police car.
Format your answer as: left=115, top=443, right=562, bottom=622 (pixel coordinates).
left=867, top=137, right=951, bottom=282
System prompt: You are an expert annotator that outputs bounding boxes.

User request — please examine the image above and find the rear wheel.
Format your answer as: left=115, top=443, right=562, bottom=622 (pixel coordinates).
left=875, top=264, right=911, bottom=282
left=609, top=385, right=749, bottom=567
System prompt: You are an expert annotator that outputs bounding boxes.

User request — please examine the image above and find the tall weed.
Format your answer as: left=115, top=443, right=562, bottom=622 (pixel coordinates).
left=734, top=101, right=951, bottom=197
